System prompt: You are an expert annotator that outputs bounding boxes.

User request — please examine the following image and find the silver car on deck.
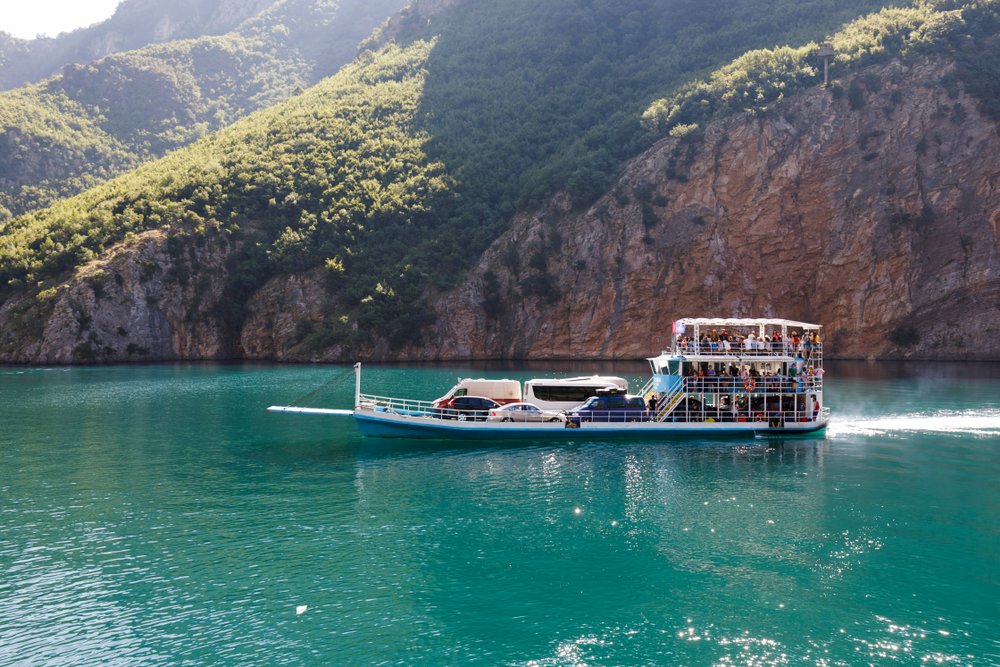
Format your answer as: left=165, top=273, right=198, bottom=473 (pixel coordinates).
left=487, top=402, right=567, bottom=423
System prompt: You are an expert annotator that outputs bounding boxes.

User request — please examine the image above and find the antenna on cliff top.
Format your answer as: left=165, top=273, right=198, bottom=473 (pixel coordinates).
left=818, top=42, right=835, bottom=86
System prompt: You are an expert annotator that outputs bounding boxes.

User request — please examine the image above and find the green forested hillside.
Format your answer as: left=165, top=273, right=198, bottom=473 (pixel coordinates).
left=0, top=0, right=279, bottom=90
left=4, top=0, right=1000, bottom=351
left=0, top=0, right=407, bottom=219
left=642, top=0, right=1000, bottom=135
left=404, top=0, right=903, bottom=232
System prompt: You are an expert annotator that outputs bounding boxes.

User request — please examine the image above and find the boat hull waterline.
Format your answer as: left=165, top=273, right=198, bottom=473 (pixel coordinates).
left=353, top=410, right=826, bottom=440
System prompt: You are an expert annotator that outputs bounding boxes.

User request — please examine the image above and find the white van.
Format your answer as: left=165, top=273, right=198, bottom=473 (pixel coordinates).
left=523, top=376, right=629, bottom=410
left=432, top=378, right=522, bottom=407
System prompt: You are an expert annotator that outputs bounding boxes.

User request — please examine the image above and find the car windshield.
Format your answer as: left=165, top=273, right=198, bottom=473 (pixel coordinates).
left=581, top=398, right=599, bottom=409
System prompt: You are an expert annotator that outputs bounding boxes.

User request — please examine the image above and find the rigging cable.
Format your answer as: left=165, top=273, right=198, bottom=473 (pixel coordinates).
left=286, top=367, right=356, bottom=408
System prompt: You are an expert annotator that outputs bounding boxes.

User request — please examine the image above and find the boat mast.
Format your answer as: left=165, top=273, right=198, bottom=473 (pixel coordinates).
left=354, top=362, right=362, bottom=407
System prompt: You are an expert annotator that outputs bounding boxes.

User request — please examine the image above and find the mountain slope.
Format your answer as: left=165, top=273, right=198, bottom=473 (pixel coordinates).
left=3, top=0, right=1000, bottom=362
left=0, top=0, right=407, bottom=219
left=0, top=0, right=279, bottom=90
left=418, top=56, right=1000, bottom=362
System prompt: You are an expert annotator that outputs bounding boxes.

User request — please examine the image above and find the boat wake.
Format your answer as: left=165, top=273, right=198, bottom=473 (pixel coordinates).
left=828, top=410, right=1000, bottom=438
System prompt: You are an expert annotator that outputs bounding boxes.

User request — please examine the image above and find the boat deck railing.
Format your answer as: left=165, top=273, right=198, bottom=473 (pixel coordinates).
left=574, top=406, right=826, bottom=424
left=674, top=341, right=823, bottom=363
left=357, top=388, right=828, bottom=425
left=358, top=393, right=441, bottom=417
left=680, top=376, right=822, bottom=394
left=357, top=392, right=829, bottom=426
left=656, top=406, right=826, bottom=424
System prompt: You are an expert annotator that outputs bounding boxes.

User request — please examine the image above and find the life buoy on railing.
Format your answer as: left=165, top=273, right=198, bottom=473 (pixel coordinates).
left=743, top=378, right=756, bottom=392
left=754, top=414, right=766, bottom=422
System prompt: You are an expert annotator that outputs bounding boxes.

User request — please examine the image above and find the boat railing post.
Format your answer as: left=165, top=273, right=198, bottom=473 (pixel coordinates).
left=354, top=362, right=361, bottom=407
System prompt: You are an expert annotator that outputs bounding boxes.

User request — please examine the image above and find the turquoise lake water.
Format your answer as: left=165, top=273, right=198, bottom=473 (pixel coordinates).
left=1, top=360, right=999, bottom=666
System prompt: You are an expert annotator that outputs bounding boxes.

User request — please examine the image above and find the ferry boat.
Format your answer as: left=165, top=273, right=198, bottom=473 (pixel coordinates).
left=267, top=318, right=830, bottom=439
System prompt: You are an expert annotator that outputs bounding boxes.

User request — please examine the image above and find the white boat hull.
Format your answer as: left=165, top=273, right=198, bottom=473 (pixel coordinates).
left=353, top=408, right=827, bottom=440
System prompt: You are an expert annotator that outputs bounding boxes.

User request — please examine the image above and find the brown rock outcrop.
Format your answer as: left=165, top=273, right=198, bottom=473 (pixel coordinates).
left=416, top=57, right=1000, bottom=361
left=0, top=230, right=236, bottom=363
left=240, top=270, right=348, bottom=360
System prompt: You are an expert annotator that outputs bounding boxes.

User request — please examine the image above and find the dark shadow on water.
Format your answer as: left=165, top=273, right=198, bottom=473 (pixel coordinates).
left=242, top=437, right=361, bottom=466
left=828, top=359, right=1000, bottom=381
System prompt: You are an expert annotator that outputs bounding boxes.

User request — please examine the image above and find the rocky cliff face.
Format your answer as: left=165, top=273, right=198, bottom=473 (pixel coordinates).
left=3, top=57, right=1000, bottom=363
left=0, top=230, right=236, bottom=363
left=416, top=58, right=1000, bottom=361
left=417, top=57, right=1000, bottom=361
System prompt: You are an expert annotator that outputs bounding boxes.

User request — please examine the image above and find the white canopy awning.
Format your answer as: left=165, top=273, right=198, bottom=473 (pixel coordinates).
left=674, top=318, right=821, bottom=329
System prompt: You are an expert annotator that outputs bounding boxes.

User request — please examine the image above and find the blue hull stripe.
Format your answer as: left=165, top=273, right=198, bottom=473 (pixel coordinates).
left=353, top=412, right=827, bottom=440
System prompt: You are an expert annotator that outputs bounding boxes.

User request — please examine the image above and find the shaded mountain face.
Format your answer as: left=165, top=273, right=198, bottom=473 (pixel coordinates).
left=0, top=0, right=280, bottom=90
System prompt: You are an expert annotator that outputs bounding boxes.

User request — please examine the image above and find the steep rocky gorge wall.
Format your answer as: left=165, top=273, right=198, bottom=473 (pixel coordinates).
left=235, top=58, right=1000, bottom=362
left=3, top=57, right=1000, bottom=364
left=0, top=230, right=237, bottom=363
left=421, top=57, right=1000, bottom=361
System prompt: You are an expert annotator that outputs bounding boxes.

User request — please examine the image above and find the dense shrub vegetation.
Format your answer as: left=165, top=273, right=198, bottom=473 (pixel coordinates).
left=409, top=0, right=897, bottom=219
left=641, top=0, right=1000, bottom=135
left=5, top=0, right=1000, bottom=350
left=0, top=0, right=404, bottom=91
left=1, top=42, right=454, bottom=344
left=0, top=0, right=406, bottom=218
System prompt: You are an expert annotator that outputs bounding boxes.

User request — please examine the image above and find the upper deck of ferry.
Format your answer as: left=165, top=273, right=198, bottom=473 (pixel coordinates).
left=648, top=317, right=823, bottom=371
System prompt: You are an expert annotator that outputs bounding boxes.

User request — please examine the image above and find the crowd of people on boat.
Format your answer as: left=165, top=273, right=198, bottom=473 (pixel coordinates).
left=676, top=330, right=821, bottom=360
left=673, top=360, right=825, bottom=395
left=651, top=395, right=822, bottom=424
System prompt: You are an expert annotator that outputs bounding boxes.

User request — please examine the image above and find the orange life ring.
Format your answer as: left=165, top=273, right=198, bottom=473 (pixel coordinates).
left=754, top=414, right=766, bottom=422
left=743, top=378, right=756, bottom=392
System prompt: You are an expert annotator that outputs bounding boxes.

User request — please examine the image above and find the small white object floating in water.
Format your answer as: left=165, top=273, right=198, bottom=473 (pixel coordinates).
left=296, top=605, right=308, bottom=615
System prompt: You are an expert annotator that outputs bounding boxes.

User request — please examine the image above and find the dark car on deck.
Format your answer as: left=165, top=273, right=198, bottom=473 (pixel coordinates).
left=566, top=390, right=648, bottom=425
left=442, top=396, right=501, bottom=421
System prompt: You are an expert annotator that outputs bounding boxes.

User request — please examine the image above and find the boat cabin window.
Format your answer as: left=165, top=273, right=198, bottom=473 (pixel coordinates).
left=530, top=385, right=612, bottom=402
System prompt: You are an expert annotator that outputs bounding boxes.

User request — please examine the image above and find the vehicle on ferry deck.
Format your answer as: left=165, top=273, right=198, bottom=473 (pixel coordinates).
left=523, top=376, right=629, bottom=410
left=487, top=403, right=567, bottom=423
left=566, top=390, right=648, bottom=425
left=442, top=396, right=501, bottom=421
left=432, top=379, right=521, bottom=407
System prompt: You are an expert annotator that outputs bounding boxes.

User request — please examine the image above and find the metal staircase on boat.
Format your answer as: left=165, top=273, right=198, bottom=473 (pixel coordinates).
left=641, top=378, right=684, bottom=422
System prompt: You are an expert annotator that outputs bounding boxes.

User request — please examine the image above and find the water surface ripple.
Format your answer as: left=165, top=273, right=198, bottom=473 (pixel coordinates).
left=1, top=361, right=998, bottom=666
